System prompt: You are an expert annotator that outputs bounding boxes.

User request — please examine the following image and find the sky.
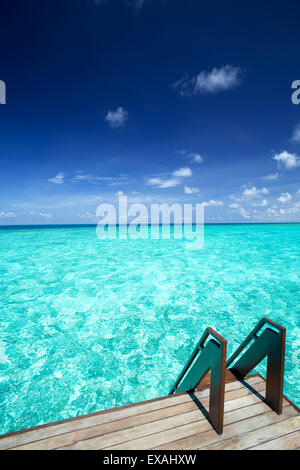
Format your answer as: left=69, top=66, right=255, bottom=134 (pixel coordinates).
left=0, top=0, right=300, bottom=224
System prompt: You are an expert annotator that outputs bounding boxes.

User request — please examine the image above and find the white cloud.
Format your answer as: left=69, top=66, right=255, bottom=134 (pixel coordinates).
left=252, top=199, right=268, bottom=207
left=173, top=167, right=192, bottom=177
left=243, top=186, right=269, bottom=198
left=262, top=172, right=278, bottom=181
left=147, top=177, right=180, bottom=189
left=267, top=205, right=300, bottom=218
left=273, top=150, right=300, bottom=170
left=177, top=150, right=204, bottom=163
left=229, top=203, right=250, bottom=218
left=184, top=186, right=199, bottom=194
left=48, top=172, right=65, bottom=184
left=147, top=166, right=191, bottom=189
left=72, top=174, right=93, bottom=182
left=238, top=208, right=250, bottom=219
left=189, top=153, right=203, bottom=163
left=39, top=212, right=52, bottom=218
left=229, top=195, right=242, bottom=202
left=105, top=107, right=128, bottom=128
left=267, top=208, right=278, bottom=217
left=71, top=173, right=132, bottom=186
left=174, top=65, right=242, bottom=96
left=291, top=123, right=300, bottom=143
left=278, top=192, right=292, bottom=203
left=202, top=200, right=223, bottom=207
left=0, top=211, right=16, bottom=218
left=78, top=212, right=95, bottom=219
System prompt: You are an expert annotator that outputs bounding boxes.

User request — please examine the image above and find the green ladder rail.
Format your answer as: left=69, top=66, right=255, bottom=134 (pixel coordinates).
left=169, top=327, right=227, bottom=435
left=227, top=317, right=286, bottom=414
left=169, top=317, right=286, bottom=435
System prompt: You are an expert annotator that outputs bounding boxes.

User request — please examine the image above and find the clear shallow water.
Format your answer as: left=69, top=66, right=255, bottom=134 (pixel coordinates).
left=0, top=224, right=299, bottom=434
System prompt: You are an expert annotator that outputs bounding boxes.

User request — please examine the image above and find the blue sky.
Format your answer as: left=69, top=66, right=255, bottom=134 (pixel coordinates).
left=0, top=0, right=300, bottom=224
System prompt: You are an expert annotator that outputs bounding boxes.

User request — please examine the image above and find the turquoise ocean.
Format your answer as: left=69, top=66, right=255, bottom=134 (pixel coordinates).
left=0, top=223, right=299, bottom=434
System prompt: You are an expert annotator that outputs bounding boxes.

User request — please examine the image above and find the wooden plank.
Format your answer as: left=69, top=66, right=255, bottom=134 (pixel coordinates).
left=12, top=400, right=201, bottom=451
left=96, top=399, right=290, bottom=451
left=8, top=373, right=299, bottom=452
left=249, top=430, right=300, bottom=450
left=199, top=380, right=265, bottom=404
left=58, top=408, right=212, bottom=450
left=1, top=375, right=263, bottom=450
left=0, top=393, right=191, bottom=450
left=54, top=380, right=266, bottom=450
left=202, top=415, right=300, bottom=450
left=155, top=406, right=298, bottom=451
left=14, top=391, right=270, bottom=450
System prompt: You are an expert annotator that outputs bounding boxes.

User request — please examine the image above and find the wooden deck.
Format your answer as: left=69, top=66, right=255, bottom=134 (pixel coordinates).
left=0, top=374, right=299, bottom=450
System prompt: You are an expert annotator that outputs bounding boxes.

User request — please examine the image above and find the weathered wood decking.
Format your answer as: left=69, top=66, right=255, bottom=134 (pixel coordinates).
left=0, top=374, right=299, bottom=450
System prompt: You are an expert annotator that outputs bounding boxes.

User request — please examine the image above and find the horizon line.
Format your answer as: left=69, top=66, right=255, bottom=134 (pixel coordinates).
left=0, top=221, right=300, bottom=230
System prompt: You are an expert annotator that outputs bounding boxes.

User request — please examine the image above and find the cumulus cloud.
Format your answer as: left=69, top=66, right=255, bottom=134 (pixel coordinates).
left=177, top=150, right=204, bottom=164
left=147, top=166, right=192, bottom=189
left=173, top=65, right=242, bottom=96
left=39, top=212, right=52, bottom=218
left=291, top=123, right=300, bottom=143
left=147, top=177, right=180, bottom=189
left=267, top=208, right=278, bottom=217
left=0, top=211, right=16, bottom=218
left=184, top=186, right=199, bottom=194
left=252, top=199, right=268, bottom=207
left=48, top=172, right=65, bottom=184
left=262, top=172, right=278, bottom=181
left=189, top=153, right=203, bottom=163
left=273, top=151, right=300, bottom=170
left=278, top=192, right=292, bottom=203
left=238, top=208, right=250, bottom=219
left=229, top=203, right=249, bottom=218
left=267, top=204, right=300, bottom=218
left=173, top=167, right=192, bottom=177
left=242, top=186, right=269, bottom=198
left=105, top=107, right=128, bottom=128
left=229, top=195, right=242, bottom=202
left=202, top=200, right=223, bottom=207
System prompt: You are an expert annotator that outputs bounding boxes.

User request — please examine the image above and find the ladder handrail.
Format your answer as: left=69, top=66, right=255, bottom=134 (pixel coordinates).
left=170, top=327, right=225, bottom=394
left=226, top=317, right=285, bottom=368
left=226, top=317, right=286, bottom=414
left=170, top=327, right=227, bottom=434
